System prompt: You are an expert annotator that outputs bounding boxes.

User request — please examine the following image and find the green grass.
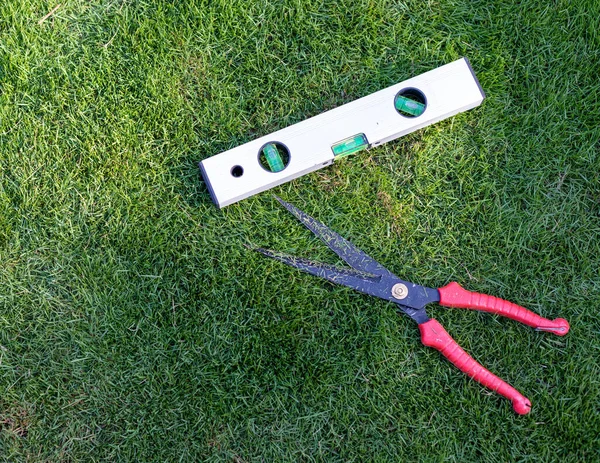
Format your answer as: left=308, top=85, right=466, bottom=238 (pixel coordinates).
left=1, top=0, right=599, bottom=460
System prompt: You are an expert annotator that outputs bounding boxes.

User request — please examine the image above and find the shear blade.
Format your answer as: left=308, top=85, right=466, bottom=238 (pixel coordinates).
left=274, top=196, right=392, bottom=277
left=254, top=247, right=382, bottom=291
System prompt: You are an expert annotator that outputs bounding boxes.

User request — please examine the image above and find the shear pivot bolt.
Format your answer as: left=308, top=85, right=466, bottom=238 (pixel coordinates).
left=392, top=283, right=408, bottom=300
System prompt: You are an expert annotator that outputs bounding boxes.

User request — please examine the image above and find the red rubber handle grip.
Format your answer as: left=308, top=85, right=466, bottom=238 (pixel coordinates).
left=438, top=282, right=569, bottom=336
left=419, top=319, right=531, bottom=415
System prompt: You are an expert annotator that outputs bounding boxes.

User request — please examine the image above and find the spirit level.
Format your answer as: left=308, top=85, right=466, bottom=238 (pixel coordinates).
left=200, top=57, right=485, bottom=208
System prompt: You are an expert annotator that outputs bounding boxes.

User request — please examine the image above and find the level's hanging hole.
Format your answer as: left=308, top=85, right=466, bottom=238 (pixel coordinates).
left=394, top=88, right=426, bottom=117
left=258, top=142, right=290, bottom=173
left=231, top=165, right=244, bottom=177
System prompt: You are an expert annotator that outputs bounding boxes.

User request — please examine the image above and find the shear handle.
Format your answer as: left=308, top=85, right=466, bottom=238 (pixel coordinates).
left=438, top=282, right=569, bottom=336
left=419, top=319, right=531, bottom=415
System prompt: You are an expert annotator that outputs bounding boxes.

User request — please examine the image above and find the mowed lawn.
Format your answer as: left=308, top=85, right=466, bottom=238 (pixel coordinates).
left=1, top=0, right=599, bottom=461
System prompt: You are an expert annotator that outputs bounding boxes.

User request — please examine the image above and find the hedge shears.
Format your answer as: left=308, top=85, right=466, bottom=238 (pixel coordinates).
left=252, top=197, right=570, bottom=415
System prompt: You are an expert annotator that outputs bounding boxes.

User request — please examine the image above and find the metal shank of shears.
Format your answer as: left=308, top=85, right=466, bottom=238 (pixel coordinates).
left=255, top=197, right=441, bottom=324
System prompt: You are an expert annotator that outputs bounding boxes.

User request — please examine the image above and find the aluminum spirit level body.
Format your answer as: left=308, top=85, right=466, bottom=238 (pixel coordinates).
left=200, top=58, right=485, bottom=208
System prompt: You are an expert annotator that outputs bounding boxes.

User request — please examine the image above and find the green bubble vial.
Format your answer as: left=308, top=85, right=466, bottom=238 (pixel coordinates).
left=395, top=95, right=426, bottom=117
left=262, top=143, right=285, bottom=172
left=331, top=133, right=369, bottom=158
